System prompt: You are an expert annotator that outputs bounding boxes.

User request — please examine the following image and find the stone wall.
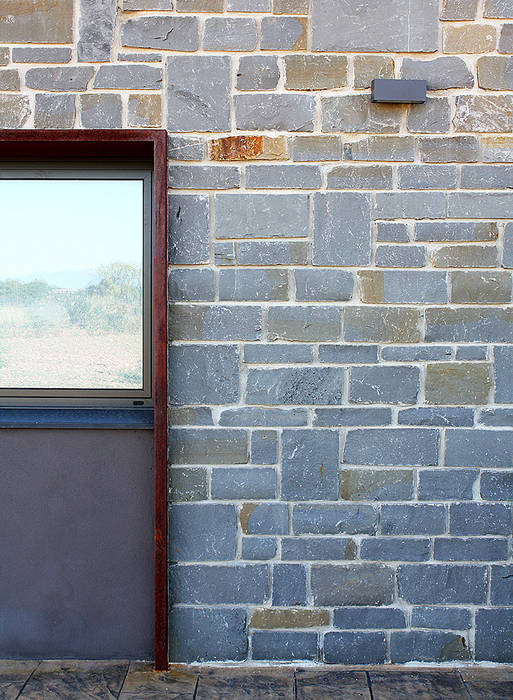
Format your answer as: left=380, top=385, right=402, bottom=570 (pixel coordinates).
left=1, top=0, right=512, bottom=664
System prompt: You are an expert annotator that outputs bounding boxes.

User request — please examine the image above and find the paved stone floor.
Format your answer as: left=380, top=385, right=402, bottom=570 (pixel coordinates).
left=1, top=661, right=512, bottom=699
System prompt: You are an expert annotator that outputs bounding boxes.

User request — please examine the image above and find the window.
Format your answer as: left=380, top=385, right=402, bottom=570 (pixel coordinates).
left=0, top=165, right=152, bottom=406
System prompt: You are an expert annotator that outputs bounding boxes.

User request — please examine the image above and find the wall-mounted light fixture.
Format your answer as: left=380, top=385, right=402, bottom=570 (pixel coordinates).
left=371, top=79, right=427, bottom=104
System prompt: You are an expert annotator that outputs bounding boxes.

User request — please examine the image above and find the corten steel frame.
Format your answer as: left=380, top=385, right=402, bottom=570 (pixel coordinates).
left=0, top=130, right=169, bottom=670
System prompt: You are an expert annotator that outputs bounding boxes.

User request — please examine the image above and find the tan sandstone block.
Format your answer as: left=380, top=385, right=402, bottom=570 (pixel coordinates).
left=0, top=0, right=73, bottom=44
left=250, top=608, right=330, bottom=629
left=443, top=24, right=497, bottom=53
left=128, top=94, right=161, bottom=127
left=285, top=55, right=347, bottom=90
left=273, top=0, right=310, bottom=14
left=210, top=136, right=287, bottom=161
left=425, top=363, right=491, bottom=405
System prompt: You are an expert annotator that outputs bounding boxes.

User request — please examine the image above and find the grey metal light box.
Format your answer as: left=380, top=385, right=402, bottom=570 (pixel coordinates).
left=371, top=79, right=427, bottom=104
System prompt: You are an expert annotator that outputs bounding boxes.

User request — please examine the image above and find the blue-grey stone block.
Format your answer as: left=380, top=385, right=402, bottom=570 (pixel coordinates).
left=491, top=565, right=513, bottom=605
left=169, top=607, right=247, bottom=662
left=312, top=565, right=395, bottom=606
left=237, top=241, right=309, bottom=266
left=242, top=537, right=277, bottom=561
left=481, top=471, right=513, bottom=500
left=416, top=220, right=498, bottom=242
left=168, top=345, right=239, bottom=405
left=169, top=305, right=262, bottom=341
left=313, top=192, right=372, bottom=266
left=93, top=64, right=162, bottom=89
left=349, top=366, right=419, bottom=405
left=375, top=192, right=446, bottom=220
left=203, top=17, right=257, bottom=50
left=390, top=631, right=470, bottom=663
left=475, top=608, right=513, bottom=662
left=78, top=0, right=116, bottom=62
left=169, top=407, right=213, bottom=427
left=170, top=564, right=269, bottom=604
left=267, top=306, right=340, bottom=342
left=273, top=564, right=307, bottom=606
left=168, top=136, right=205, bottom=161
left=246, top=367, right=345, bottom=405
left=343, top=429, right=440, bottom=466
left=237, top=55, right=280, bottom=91
left=281, top=537, right=356, bottom=561
left=168, top=269, right=215, bottom=301
left=169, top=467, right=208, bottom=503
left=334, top=607, right=406, bottom=630
left=397, top=565, right=487, bottom=604
left=168, top=428, right=248, bottom=465
left=80, top=94, right=122, bottom=128
left=122, top=15, right=198, bottom=51
left=252, top=631, right=317, bottom=661
left=313, top=408, right=392, bottom=427
left=319, top=345, right=378, bottom=363
left=292, top=135, right=342, bottom=162
left=243, top=503, right=289, bottom=535
left=211, top=468, right=277, bottom=500
left=361, top=538, right=430, bottom=562
left=14, top=46, right=72, bottom=63
left=402, top=57, right=473, bottom=89
left=169, top=504, right=236, bottom=562
left=246, top=165, right=321, bottom=189
left=480, top=408, right=513, bottom=427
left=398, top=408, right=474, bottom=427
left=450, top=503, right=512, bottom=536
left=360, top=271, right=447, bottom=304
left=448, top=192, right=513, bottom=219
left=407, top=98, right=453, bottom=135
left=375, top=245, right=427, bottom=268
left=219, top=407, right=308, bottom=427
left=327, top=165, right=393, bottom=190
left=344, top=136, right=414, bottom=162
left=418, top=469, right=477, bottom=500
left=235, top=94, right=315, bottom=131
left=503, top=222, right=513, bottom=268
left=251, top=430, right=278, bottom=465
left=244, top=344, right=313, bottom=364
left=215, top=193, right=309, bottom=239
left=461, top=164, right=513, bottom=189
left=456, top=345, right=488, bottom=361
left=219, top=269, right=288, bottom=302
left=495, top=346, right=513, bottom=403
left=381, top=346, right=452, bottom=362
left=434, top=537, right=509, bottom=562
left=445, top=429, right=513, bottom=467
left=168, top=194, right=209, bottom=265
left=381, top=505, right=446, bottom=536
left=377, top=222, right=409, bottom=242
left=261, top=16, right=305, bottom=50
left=293, top=504, right=377, bottom=536
left=168, top=165, right=240, bottom=190
left=398, top=165, right=457, bottom=190
left=419, top=136, right=479, bottom=163
left=343, top=307, right=421, bottom=343
left=411, top=607, right=472, bottom=631
left=295, top=270, right=354, bottom=302
left=281, top=429, right=339, bottom=501
left=324, top=632, right=386, bottom=664
left=426, top=308, right=513, bottom=343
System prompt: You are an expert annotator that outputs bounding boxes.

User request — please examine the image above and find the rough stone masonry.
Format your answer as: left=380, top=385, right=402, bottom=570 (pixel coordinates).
left=1, top=0, right=512, bottom=665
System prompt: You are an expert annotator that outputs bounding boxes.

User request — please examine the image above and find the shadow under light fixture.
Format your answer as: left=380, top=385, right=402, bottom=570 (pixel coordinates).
left=371, top=79, right=427, bottom=104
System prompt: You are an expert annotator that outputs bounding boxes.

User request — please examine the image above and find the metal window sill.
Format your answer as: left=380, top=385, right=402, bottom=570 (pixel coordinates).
left=0, top=408, right=154, bottom=429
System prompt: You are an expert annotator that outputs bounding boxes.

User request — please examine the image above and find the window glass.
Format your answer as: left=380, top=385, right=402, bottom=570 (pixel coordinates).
left=0, top=176, right=147, bottom=394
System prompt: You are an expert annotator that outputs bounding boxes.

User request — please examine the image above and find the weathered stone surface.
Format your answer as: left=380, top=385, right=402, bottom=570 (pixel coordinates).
left=235, top=94, right=315, bottom=131
left=0, top=48, right=8, bottom=65
left=441, top=0, right=479, bottom=20
left=432, top=245, right=498, bottom=268
left=273, top=564, right=307, bottom=606
left=244, top=344, right=313, bottom=364
left=402, top=57, right=473, bottom=90
left=444, top=24, right=497, bottom=53
left=313, top=192, right=371, bottom=266
left=281, top=537, right=357, bottom=561
left=169, top=468, right=208, bottom=502
left=350, top=366, right=419, bottom=405
left=170, top=608, right=246, bottom=663
left=169, top=504, right=237, bottom=561
left=381, top=504, right=446, bottom=535
left=375, top=192, right=446, bottom=220
left=407, top=99, right=452, bottom=134
left=345, top=136, right=415, bottom=162
left=0, top=69, right=19, bottom=91
left=236, top=57, right=280, bottom=91
left=434, top=537, right=508, bottom=561
left=426, top=308, right=513, bottom=343
left=94, top=65, right=162, bottom=89
left=454, top=95, right=513, bottom=132
left=284, top=55, right=347, bottom=90
left=250, top=609, right=329, bottom=629
left=203, top=18, right=258, bottom=51
left=12, top=47, right=71, bottom=63
left=214, top=241, right=235, bottom=266
left=211, top=135, right=286, bottom=161
left=450, top=271, right=511, bottom=304
left=398, top=407, right=474, bottom=427
left=291, top=136, right=341, bottom=162
left=177, top=0, right=223, bottom=9
left=481, top=471, right=513, bottom=500
left=168, top=428, right=248, bottom=465
left=169, top=407, right=213, bottom=427
left=375, top=245, right=427, bottom=268
left=169, top=137, right=205, bottom=161
left=327, top=165, right=393, bottom=190
left=168, top=345, right=239, bottom=405
left=170, top=564, right=269, bottom=604
left=267, top=306, right=340, bottom=342
left=361, top=538, right=430, bottom=562
left=124, top=0, right=173, bottom=8
left=252, top=631, right=317, bottom=661
left=411, top=606, right=472, bottom=630
left=311, top=565, right=395, bottom=606
left=240, top=503, right=288, bottom=535
left=215, top=194, right=309, bottom=238
left=34, top=93, right=75, bottom=129
left=281, top=429, right=339, bottom=501
left=293, top=504, right=377, bottom=535
left=246, top=367, right=344, bottom=405
left=484, top=0, right=513, bottom=17
left=242, top=537, right=277, bottom=560
left=318, top=345, right=379, bottom=364
left=456, top=346, right=488, bottom=361
left=25, top=67, right=94, bottom=91
left=246, top=165, right=321, bottom=189
left=462, top=164, right=513, bottom=188
left=229, top=0, right=270, bottom=8
left=491, top=565, right=513, bottom=604
left=377, top=223, right=409, bottom=242
left=340, top=469, right=413, bottom=501
left=426, top=362, right=491, bottom=405
left=274, top=0, right=309, bottom=13
left=261, top=17, right=306, bottom=50
left=419, top=136, right=479, bottom=162
left=390, top=631, right=470, bottom=663
left=450, top=503, right=512, bottom=536
left=220, top=269, right=288, bottom=301
left=415, top=221, right=498, bottom=242
left=495, top=346, right=513, bottom=403
left=78, top=0, right=116, bottom=62
left=344, top=307, right=421, bottom=343
left=482, top=136, right=513, bottom=163
left=170, top=305, right=262, bottom=341
left=382, top=346, right=452, bottom=362
left=499, top=23, right=513, bottom=52
left=445, top=428, right=513, bottom=466
left=475, top=608, right=513, bottom=662
left=168, top=194, right=209, bottom=265
left=251, top=430, right=278, bottom=465
left=167, top=56, right=230, bottom=132
left=398, top=565, right=487, bottom=604
left=128, top=95, right=161, bottom=127
left=343, top=429, right=440, bottom=466
left=220, top=407, right=308, bottom=427
left=314, top=407, right=391, bottom=426
left=80, top=93, right=121, bottom=128
left=334, top=607, right=406, bottom=629
left=359, top=271, right=447, bottom=304
left=479, top=56, right=513, bottom=89
left=324, top=632, right=386, bottom=664
left=118, top=53, right=161, bottom=61
left=295, top=270, right=354, bottom=301
left=479, top=408, right=513, bottom=427
left=212, top=468, right=277, bottom=500
left=122, top=17, right=199, bottom=51
left=312, top=0, right=439, bottom=52
left=399, top=164, right=457, bottom=190
left=0, top=0, right=73, bottom=43
left=353, top=55, right=394, bottom=89
left=322, top=96, right=402, bottom=133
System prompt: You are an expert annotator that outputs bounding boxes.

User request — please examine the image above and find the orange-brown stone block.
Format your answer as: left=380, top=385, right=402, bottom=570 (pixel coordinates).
left=210, top=136, right=287, bottom=161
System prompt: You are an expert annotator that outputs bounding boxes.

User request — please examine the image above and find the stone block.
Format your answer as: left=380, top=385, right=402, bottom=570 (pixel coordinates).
left=462, top=164, right=513, bottom=188
left=450, top=503, right=512, bottom=536
left=349, top=366, right=419, bottom=405
left=281, top=537, right=356, bottom=561
left=168, top=428, right=248, bottom=465
left=25, top=67, right=93, bottom=91
left=398, top=407, right=474, bottom=426
left=419, top=136, right=479, bottom=163
left=235, top=94, right=315, bottom=131
left=445, top=428, right=513, bottom=466
left=361, top=538, right=430, bottom=562
left=118, top=53, right=161, bottom=61
left=169, top=607, right=246, bottom=663
left=454, top=95, right=513, bottom=132
left=411, top=606, right=472, bottom=630
left=168, top=165, right=241, bottom=190
left=441, top=0, right=479, bottom=20
left=94, top=64, right=162, bottom=90
left=425, top=308, right=513, bottom=343
left=353, top=56, right=394, bottom=89
left=499, top=23, right=513, bottom=52
left=382, top=346, right=452, bottom=362
left=293, top=504, right=377, bottom=536
left=16, top=46, right=72, bottom=63
left=273, top=564, right=307, bottom=606
left=204, top=18, right=258, bottom=51
left=211, top=468, right=277, bottom=500
left=415, top=221, right=498, bottom=242
left=407, top=99, right=452, bottom=134
left=381, top=504, right=446, bottom=536
left=34, top=93, right=75, bottom=129
left=311, top=565, right=395, bottom=606
left=475, top=608, right=513, bottom=662
left=479, top=408, right=513, bottom=426
left=168, top=137, right=205, bottom=162
left=246, top=165, right=321, bottom=189
left=456, top=346, right=488, bottom=361
left=484, top=0, right=513, bottom=17
left=377, top=223, right=409, bottom=243
left=340, top=469, right=413, bottom=502
left=169, top=468, right=208, bottom=503
left=434, top=537, right=509, bottom=562
left=322, top=96, right=402, bottom=133
left=168, top=269, right=215, bottom=302
left=215, top=194, right=309, bottom=238
left=170, top=564, right=269, bottom=604
left=240, top=503, right=288, bottom=535
left=78, top=0, right=116, bottom=62
left=267, top=306, right=340, bottom=342
left=124, top=0, right=173, bottom=7
left=229, top=0, right=270, bottom=7
left=80, top=94, right=122, bottom=128
left=343, top=307, right=421, bottom=343
left=327, top=165, right=393, bottom=190
left=481, top=471, right=513, bottom=500
left=433, top=245, right=498, bottom=268
left=397, top=564, right=487, bottom=604
left=390, top=631, right=470, bottom=663
left=236, top=57, right=280, bottom=91
left=318, top=345, right=379, bottom=364
left=398, top=165, right=457, bottom=190
left=496, top=346, right=513, bottom=402
left=261, top=17, right=306, bottom=50
left=122, top=16, right=199, bottom=51
left=238, top=241, right=308, bottom=266
left=334, top=608, right=406, bottom=630
left=425, top=363, right=491, bottom=405
left=252, top=631, right=317, bottom=661
left=0, top=0, right=73, bottom=43
left=244, top=344, right=313, bottom=364
left=284, top=55, right=347, bottom=90
left=219, top=269, right=288, bottom=302
left=343, top=429, right=439, bottom=467
left=167, top=56, right=230, bottom=132
left=418, top=470, right=477, bottom=501
left=375, top=246, right=427, bottom=268
left=169, top=407, right=213, bottom=426
left=176, top=0, right=223, bottom=8
left=242, top=537, right=277, bottom=561
left=401, top=57, right=473, bottom=90
left=214, top=241, right=235, bottom=266
left=324, top=632, right=386, bottom=664
left=169, top=504, right=237, bottom=561
left=375, top=192, right=446, bottom=220
left=219, top=407, right=309, bottom=427
left=451, top=271, right=511, bottom=304
left=345, top=136, right=415, bottom=162
left=168, top=194, right=209, bottom=265
left=281, top=429, right=339, bottom=501
left=444, top=24, right=496, bottom=53
left=314, top=408, right=391, bottom=426
left=0, top=48, right=7, bottom=65
left=295, top=270, right=354, bottom=302
left=250, top=608, right=329, bottom=629
left=169, top=305, right=262, bottom=341
left=168, top=345, right=239, bottom=405
left=313, top=192, right=371, bottom=266
left=490, top=565, right=513, bottom=604
left=273, top=0, right=309, bottom=12
left=251, top=430, right=278, bottom=465
left=128, top=95, right=161, bottom=127
left=479, top=56, right=513, bottom=89
left=359, top=271, right=447, bottom=304
left=312, top=0, right=438, bottom=52
left=291, top=136, right=341, bottom=162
